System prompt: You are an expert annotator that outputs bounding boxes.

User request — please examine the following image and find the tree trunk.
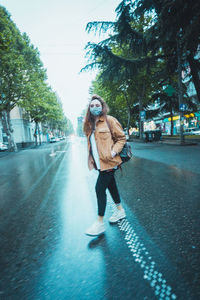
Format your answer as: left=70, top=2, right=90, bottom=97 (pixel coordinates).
left=170, top=107, right=174, bottom=136
left=0, top=110, right=17, bottom=152
left=170, top=119, right=174, bottom=136
left=38, top=123, right=42, bottom=145
left=139, top=98, right=143, bottom=139
left=34, top=122, right=38, bottom=146
left=177, top=34, right=185, bottom=145
left=127, top=107, right=131, bottom=136
left=187, top=54, right=200, bottom=103
left=139, top=80, right=146, bottom=139
left=124, top=94, right=131, bottom=136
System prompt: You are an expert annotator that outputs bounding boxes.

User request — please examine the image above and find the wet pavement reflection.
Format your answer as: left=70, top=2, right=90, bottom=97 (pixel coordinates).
left=0, top=137, right=199, bottom=299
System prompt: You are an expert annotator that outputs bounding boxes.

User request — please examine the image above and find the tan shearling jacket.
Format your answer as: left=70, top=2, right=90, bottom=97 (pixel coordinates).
left=87, top=115, right=126, bottom=171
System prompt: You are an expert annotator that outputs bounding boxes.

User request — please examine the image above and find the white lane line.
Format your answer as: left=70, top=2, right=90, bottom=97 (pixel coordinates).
left=49, top=150, right=67, bottom=156
left=109, top=201, right=177, bottom=300
left=49, top=152, right=57, bottom=157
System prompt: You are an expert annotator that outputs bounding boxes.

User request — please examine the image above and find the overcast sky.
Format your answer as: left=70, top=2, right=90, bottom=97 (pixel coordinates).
left=1, top=0, right=121, bottom=128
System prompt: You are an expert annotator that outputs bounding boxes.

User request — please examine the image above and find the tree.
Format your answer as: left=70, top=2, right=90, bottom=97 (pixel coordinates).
left=90, top=72, right=154, bottom=133
left=0, top=5, right=70, bottom=150
left=133, top=0, right=200, bottom=142
left=89, top=75, right=129, bottom=128
left=82, top=1, right=161, bottom=138
left=134, top=0, right=200, bottom=102
left=21, top=80, right=63, bottom=145
left=0, top=6, right=47, bottom=150
left=61, top=117, right=74, bottom=136
left=0, top=6, right=28, bottom=151
left=83, top=0, right=199, bottom=142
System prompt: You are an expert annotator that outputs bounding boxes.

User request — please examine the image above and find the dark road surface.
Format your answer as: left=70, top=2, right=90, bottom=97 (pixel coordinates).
left=0, top=137, right=199, bottom=300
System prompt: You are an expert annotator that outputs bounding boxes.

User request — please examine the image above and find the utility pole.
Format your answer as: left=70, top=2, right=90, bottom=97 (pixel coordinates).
left=177, top=32, right=185, bottom=145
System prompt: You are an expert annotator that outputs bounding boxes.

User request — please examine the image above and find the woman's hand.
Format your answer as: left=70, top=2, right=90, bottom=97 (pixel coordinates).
left=111, top=150, right=117, bottom=158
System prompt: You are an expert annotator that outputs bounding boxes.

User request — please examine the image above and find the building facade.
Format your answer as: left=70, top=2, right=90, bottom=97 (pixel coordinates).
left=0, top=106, right=47, bottom=148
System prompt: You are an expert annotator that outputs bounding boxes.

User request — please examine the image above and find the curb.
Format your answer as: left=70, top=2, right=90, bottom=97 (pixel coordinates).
left=160, top=141, right=198, bottom=146
left=0, top=141, right=68, bottom=159
left=128, top=138, right=199, bottom=146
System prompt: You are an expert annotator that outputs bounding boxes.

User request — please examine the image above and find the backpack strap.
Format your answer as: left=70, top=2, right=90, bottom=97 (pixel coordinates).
left=106, top=116, right=123, bottom=172
left=105, top=116, right=114, bottom=139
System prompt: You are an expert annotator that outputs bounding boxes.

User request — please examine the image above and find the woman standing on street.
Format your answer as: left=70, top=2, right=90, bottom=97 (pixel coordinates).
left=83, top=94, right=126, bottom=236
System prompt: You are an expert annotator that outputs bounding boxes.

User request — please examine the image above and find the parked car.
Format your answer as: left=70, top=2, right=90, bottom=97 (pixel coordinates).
left=184, top=128, right=200, bottom=135
left=0, top=142, right=8, bottom=151
left=49, top=137, right=56, bottom=143
left=55, top=137, right=60, bottom=142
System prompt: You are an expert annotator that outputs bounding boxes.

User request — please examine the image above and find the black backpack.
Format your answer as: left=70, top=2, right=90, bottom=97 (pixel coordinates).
left=106, top=117, right=133, bottom=164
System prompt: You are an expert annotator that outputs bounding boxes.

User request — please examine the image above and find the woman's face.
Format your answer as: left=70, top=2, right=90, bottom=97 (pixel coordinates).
left=90, top=99, right=103, bottom=116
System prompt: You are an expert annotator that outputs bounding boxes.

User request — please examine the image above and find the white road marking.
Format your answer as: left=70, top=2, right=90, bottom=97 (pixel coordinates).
left=49, top=150, right=67, bottom=157
left=109, top=200, right=177, bottom=300
left=49, top=153, right=57, bottom=157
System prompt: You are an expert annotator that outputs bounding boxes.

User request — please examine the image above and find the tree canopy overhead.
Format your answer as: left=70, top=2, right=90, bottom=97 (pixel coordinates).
left=82, top=0, right=200, bottom=138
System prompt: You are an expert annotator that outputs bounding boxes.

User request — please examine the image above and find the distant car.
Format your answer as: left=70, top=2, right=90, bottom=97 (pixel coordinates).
left=184, top=128, right=200, bottom=135
left=0, top=142, right=8, bottom=151
left=49, top=137, right=56, bottom=143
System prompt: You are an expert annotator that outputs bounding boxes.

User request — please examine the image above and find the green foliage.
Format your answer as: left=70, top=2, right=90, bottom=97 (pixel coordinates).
left=83, top=0, right=200, bottom=138
left=0, top=6, right=46, bottom=113
left=83, top=2, right=159, bottom=136
left=134, top=0, right=200, bottom=101
left=0, top=5, right=73, bottom=148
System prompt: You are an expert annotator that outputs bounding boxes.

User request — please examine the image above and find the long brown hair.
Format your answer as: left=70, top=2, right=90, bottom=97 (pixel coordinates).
left=83, top=94, right=109, bottom=135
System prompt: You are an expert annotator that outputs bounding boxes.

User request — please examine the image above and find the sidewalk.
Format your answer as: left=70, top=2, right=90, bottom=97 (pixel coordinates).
left=128, top=139, right=200, bottom=175
left=161, top=135, right=200, bottom=145
left=129, top=136, right=200, bottom=146
left=0, top=142, right=55, bottom=159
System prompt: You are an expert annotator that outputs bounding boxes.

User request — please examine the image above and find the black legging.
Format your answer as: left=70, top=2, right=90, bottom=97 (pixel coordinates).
left=95, top=170, right=121, bottom=216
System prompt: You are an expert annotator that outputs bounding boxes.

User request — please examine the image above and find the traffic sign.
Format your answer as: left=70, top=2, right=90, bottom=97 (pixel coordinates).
left=140, top=111, right=146, bottom=120
left=179, top=104, right=188, bottom=111
left=164, top=85, right=175, bottom=97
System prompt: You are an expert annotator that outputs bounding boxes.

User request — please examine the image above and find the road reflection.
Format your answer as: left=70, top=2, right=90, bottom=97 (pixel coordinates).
left=35, top=137, right=107, bottom=299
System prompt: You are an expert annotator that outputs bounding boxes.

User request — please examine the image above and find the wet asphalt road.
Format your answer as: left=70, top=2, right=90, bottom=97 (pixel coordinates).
left=0, top=137, right=199, bottom=300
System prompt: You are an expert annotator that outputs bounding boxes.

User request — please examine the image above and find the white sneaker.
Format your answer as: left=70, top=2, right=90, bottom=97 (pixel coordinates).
left=85, top=221, right=106, bottom=236
left=109, top=208, right=126, bottom=223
